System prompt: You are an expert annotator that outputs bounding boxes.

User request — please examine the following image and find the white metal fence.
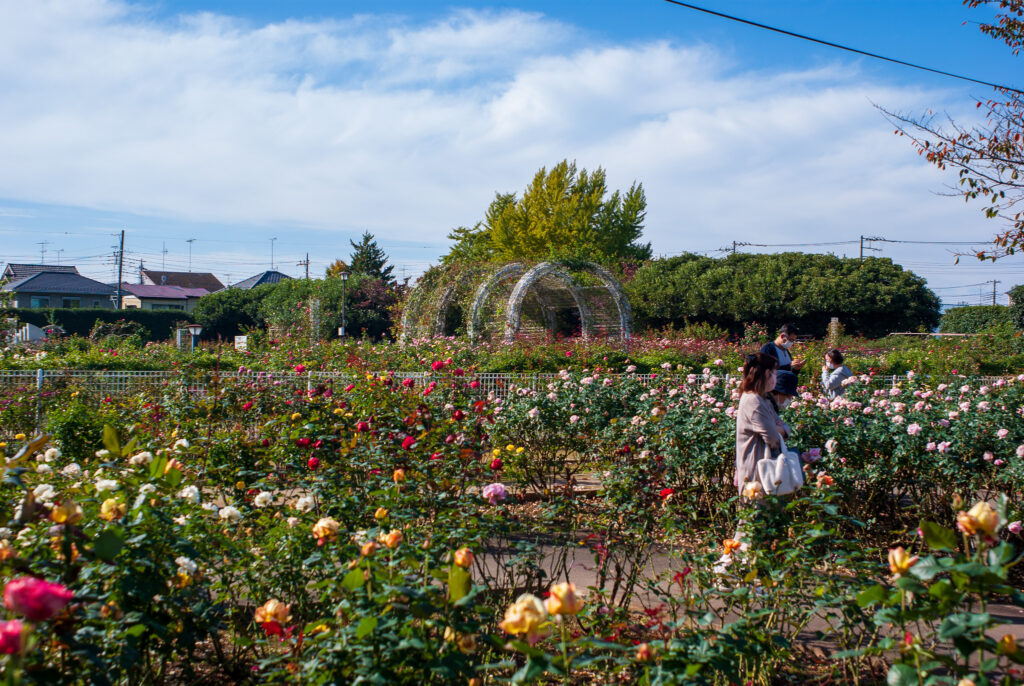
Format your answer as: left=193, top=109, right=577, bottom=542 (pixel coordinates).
left=0, top=368, right=1013, bottom=400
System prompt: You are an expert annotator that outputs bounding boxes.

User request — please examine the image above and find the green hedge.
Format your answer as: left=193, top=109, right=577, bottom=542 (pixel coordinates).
left=938, top=305, right=1014, bottom=333
left=1009, top=284, right=1024, bottom=332
left=0, top=308, right=188, bottom=341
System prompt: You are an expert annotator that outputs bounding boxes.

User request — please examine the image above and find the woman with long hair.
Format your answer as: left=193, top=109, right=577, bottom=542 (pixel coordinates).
left=734, top=352, right=781, bottom=494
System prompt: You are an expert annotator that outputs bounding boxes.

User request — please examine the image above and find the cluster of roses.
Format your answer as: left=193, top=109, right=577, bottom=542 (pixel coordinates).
left=0, top=577, right=73, bottom=655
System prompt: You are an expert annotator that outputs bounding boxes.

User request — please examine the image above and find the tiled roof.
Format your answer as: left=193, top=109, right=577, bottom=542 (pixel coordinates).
left=3, top=264, right=79, bottom=279
left=228, top=270, right=292, bottom=290
left=141, top=270, right=224, bottom=291
left=120, top=283, right=209, bottom=299
left=2, top=272, right=116, bottom=296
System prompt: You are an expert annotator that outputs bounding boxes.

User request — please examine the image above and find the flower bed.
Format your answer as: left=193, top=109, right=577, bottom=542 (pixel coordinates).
left=0, top=361, right=1022, bottom=683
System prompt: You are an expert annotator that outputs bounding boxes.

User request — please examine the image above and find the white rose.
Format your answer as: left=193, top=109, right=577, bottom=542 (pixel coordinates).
left=218, top=506, right=242, bottom=523
left=129, top=451, right=153, bottom=466
left=177, top=485, right=200, bottom=503
left=294, top=496, right=315, bottom=513
left=43, top=448, right=60, bottom=462
left=95, top=479, right=119, bottom=493
left=253, top=491, right=273, bottom=508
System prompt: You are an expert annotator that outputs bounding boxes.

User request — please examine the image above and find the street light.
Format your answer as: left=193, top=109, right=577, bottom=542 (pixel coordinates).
left=339, top=271, right=349, bottom=338
left=186, top=323, right=203, bottom=353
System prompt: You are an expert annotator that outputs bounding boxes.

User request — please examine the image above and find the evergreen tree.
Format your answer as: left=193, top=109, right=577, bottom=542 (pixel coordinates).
left=347, top=232, right=395, bottom=283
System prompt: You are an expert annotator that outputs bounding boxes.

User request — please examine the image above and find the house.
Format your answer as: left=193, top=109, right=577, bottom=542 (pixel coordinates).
left=3, top=264, right=79, bottom=280
left=1, top=271, right=115, bottom=309
left=141, top=269, right=224, bottom=292
left=120, top=283, right=207, bottom=313
left=227, top=270, right=292, bottom=290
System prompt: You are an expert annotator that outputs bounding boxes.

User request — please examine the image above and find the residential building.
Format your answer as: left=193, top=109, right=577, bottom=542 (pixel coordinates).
left=3, top=264, right=79, bottom=280
left=1, top=271, right=115, bottom=309
left=141, top=269, right=224, bottom=292
left=227, top=270, right=292, bottom=290
left=120, top=283, right=207, bottom=313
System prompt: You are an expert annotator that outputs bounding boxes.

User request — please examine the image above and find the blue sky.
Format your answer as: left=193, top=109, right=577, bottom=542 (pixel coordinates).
left=2, top=0, right=1023, bottom=302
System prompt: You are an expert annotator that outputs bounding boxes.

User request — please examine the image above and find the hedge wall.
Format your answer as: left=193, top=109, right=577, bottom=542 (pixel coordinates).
left=1, top=308, right=188, bottom=341
left=937, top=305, right=1014, bottom=333
left=1010, top=285, right=1024, bottom=332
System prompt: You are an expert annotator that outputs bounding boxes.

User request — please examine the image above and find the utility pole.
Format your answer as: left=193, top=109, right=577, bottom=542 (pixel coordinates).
left=270, top=237, right=278, bottom=270
left=186, top=238, right=196, bottom=272
left=115, top=230, right=125, bottom=309
left=860, top=236, right=884, bottom=262
left=298, top=253, right=310, bottom=279
left=732, top=240, right=737, bottom=255
left=993, top=279, right=1000, bottom=305
left=138, top=260, right=145, bottom=284
left=162, top=242, right=168, bottom=270
left=56, top=249, right=64, bottom=265
left=36, top=241, right=49, bottom=263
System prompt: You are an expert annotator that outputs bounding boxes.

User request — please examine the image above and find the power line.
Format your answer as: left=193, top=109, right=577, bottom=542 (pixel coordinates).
left=662, top=0, right=1024, bottom=94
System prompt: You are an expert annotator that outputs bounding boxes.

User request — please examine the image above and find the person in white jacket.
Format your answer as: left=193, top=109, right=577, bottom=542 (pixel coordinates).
left=821, top=349, right=852, bottom=398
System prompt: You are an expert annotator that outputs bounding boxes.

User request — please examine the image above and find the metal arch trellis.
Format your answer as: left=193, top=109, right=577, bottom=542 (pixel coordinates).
left=503, top=262, right=593, bottom=342
left=468, top=262, right=526, bottom=341
left=400, top=259, right=633, bottom=344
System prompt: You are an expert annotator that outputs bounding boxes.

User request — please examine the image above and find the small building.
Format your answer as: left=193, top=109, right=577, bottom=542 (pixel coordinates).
left=120, top=283, right=207, bottom=313
left=1, top=271, right=115, bottom=309
left=3, top=264, right=79, bottom=280
left=141, top=269, right=224, bottom=292
left=227, top=270, right=292, bottom=290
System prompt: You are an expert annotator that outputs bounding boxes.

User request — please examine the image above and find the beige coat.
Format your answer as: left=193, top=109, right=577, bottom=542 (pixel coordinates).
left=734, top=393, right=781, bottom=492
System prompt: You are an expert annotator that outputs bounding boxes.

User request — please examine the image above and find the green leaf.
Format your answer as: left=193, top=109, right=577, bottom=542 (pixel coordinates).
left=123, top=624, right=146, bottom=638
left=856, top=584, right=886, bottom=608
left=909, top=556, right=942, bottom=581
left=102, top=425, right=121, bottom=456
left=355, top=616, right=377, bottom=639
left=164, top=468, right=183, bottom=489
left=448, top=565, right=471, bottom=603
left=94, top=529, right=123, bottom=561
left=342, top=568, right=364, bottom=591
left=886, top=662, right=918, bottom=686
left=920, top=520, right=957, bottom=552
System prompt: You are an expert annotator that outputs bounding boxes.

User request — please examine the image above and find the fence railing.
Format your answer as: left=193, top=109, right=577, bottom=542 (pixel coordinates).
left=0, top=369, right=1014, bottom=401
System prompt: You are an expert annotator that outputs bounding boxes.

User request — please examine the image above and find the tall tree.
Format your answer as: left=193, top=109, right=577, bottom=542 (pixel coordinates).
left=442, top=160, right=651, bottom=265
left=883, top=0, right=1024, bottom=259
left=347, top=232, right=395, bottom=283
left=325, top=258, right=349, bottom=278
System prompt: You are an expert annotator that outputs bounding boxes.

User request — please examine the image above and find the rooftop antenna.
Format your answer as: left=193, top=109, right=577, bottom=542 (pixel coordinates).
left=56, top=248, right=64, bottom=265
left=162, top=241, right=168, bottom=270
left=36, top=240, right=49, bottom=263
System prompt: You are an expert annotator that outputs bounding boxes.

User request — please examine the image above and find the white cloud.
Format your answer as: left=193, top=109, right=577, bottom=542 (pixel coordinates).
left=0, top=0, right=1000, bottom=270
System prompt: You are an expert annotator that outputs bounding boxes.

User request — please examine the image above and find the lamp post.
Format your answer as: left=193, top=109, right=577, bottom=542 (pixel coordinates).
left=339, top=271, right=349, bottom=338
left=186, top=323, right=203, bottom=353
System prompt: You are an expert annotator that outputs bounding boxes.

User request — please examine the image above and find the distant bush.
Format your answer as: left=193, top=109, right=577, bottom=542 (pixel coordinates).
left=938, top=305, right=1014, bottom=333
left=0, top=308, right=184, bottom=341
left=1009, top=284, right=1024, bottom=332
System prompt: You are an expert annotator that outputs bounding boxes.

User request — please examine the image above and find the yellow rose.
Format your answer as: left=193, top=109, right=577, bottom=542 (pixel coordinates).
left=515, top=447, right=524, bottom=454
left=998, top=634, right=1018, bottom=656
left=164, top=458, right=184, bottom=474
left=361, top=540, right=378, bottom=557
left=498, top=593, right=549, bottom=645
left=374, top=507, right=389, bottom=520
left=544, top=582, right=584, bottom=616
left=254, top=599, right=292, bottom=624
left=741, top=481, right=764, bottom=499
left=393, top=469, right=406, bottom=484
left=453, top=547, right=474, bottom=569
left=332, top=407, right=344, bottom=416
left=492, top=448, right=502, bottom=457
left=312, top=517, right=340, bottom=544
left=635, top=642, right=654, bottom=662
left=383, top=529, right=403, bottom=549
left=290, top=412, right=301, bottom=421
left=235, top=480, right=246, bottom=490
left=51, top=499, right=84, bottom=525
left=505, top=444, right=515, bottom=452
left=99, top=498, right=127, bottom=521
left=887, top=547, right=918, bottom=578
left=14, top=433, right=25, bottom=441
left=957, top=501, right=1001, bottom=537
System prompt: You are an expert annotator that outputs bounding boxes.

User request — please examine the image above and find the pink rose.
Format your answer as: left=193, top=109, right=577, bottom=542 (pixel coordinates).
left=0, top=620, right=24, bottom=654
left=482, top=482, right=507, bottom=505
left=906, top=423, right=922, bottom=436
left=997, top=428, right=1009, bottom=439
left=401, top=436, right=416, bottom=450
left=4, top=577, right=73, bottom=621
left=1009, top=521, right=1022, bottom=535
left=294, top=364, right=306, bottom=374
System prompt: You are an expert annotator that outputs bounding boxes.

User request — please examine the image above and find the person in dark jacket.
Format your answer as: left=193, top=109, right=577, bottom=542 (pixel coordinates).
left=767, top=370, right=799, bottom=440
left=760, top=323, right=805, bottom=372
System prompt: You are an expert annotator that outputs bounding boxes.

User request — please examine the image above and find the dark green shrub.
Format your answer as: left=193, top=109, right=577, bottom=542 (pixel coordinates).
left=938, top=304, right=1013, bottom=333
left=0, top=308, right=183, bottom=341
left=45, top=399, right=107, bottom=462
left=1009, top=284, right=1024, bottom=331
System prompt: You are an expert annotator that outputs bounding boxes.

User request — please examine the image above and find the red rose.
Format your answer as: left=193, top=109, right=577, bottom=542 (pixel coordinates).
left=453, top=368, right=465, bottom=377
left=3, top=577, right=73, bottom=622
left=453, top=410, right=465, bottom=421
left=242, top=401, right=253, bottom=411
left=402, top=378, right=414, bottom=388
left=356, top=421, right=369, bottom=432
left=401, top=436, right=416, bottom=450
left=307, top=457, right=320, bottom=470
left=490, top=458, right=503, bottom=471
left=659, top=488, right=674, bottom=499
left=296, top=438, right=311, bottom=448
left=294, top=364, right=306, bottom=374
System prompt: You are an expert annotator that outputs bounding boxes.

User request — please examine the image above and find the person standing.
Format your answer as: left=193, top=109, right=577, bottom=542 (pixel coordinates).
left=760, top=324, right=805, bottom=372
left=767, top=370, right=799, bottom=440
left=821, top=349, right=853, bottom=398
left=734, top=353, right=781, bottom=494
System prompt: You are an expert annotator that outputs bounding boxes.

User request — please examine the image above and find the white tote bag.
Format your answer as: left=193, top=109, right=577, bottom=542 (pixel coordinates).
left=756, top=436, right=804, bottom=496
